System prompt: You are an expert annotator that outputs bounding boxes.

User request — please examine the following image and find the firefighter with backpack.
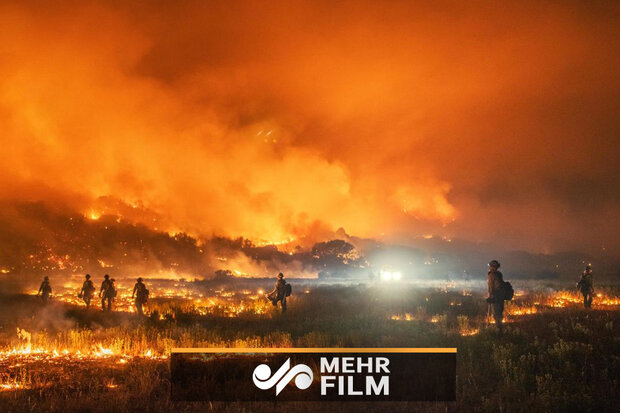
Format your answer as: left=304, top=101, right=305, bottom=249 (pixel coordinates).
left=78, top=274, right=96, bottom=309
left=132, top=277, right=149, bottom=316
left=266, top=272, right=291, bottom=313
left=100, top=274, right=115, bottom=312
left=486, top=260, right=514, bottom=333
left=37, top=276, right=52, bottom=303
left=577, top=264, right=594, bottom=309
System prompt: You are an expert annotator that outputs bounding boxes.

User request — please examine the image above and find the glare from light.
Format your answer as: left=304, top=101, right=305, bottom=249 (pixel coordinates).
left=380, top=270, right=392, bottom=281
left=380, top=270, right=402, bottom=281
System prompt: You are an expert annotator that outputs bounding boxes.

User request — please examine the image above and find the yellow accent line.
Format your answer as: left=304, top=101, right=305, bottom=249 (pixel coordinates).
left=171, top=348, right=457, bottom=353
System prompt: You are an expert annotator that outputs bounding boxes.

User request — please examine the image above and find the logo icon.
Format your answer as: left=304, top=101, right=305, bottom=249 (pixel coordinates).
left=252, top=358, right=313, bottom=395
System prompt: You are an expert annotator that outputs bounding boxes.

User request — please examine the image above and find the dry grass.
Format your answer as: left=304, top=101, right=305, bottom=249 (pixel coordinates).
left=0, top=283, right=618, bottom=412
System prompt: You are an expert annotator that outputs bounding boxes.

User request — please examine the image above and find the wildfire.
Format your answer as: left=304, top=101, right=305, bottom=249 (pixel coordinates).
left=0, top=382, right=26, bottom=391
left=94, top=345, right=114, bottom=357
left=12, top=279, right=619, bottom=374
left=600, top=296, right=620, bottom=306
left=390, top=313, right=414, bottom=321
left=47, top=280, right=274, bottom=318
left=255, top=237, right=296, bottom=249
left=487, top=316, right=508, bottom=325
left=0, top=345, right=165, bottom=363
left=506, top=305, right=538, bottom=316
left=0, top=327, right=166, bottom=366
left=550, top=291, right=583, bottom=308
left=97, top=259, right=113, bottom=268
left=513, top=290, right=620, bottom=310
left=105, top=379, right=119, bottom=389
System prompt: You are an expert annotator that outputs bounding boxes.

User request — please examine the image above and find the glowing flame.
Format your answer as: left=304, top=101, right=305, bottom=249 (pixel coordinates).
left=0, top=382, right=25, bottom=391
left=390, top=313, right=414, bottom=321
left=506, top=305, right=538, bottom=316
left=95, top=345, right=114, bottom=357
left=460, top=328, right=479, bottom=336
left=1, top=328, right=166, bottom=364
left=105, top=379, right=118, bottom=389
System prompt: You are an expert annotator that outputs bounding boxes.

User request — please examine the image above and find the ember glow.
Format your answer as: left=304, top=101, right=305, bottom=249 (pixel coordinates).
left=0, top=3, right=617, bottom=412
left=50, top=280, right=272, bottom=317
left=387, top=283, right=620, bottom=334
left=0, top=326, right=165, bottom=394
left=0, top=0, right=618, bottom=265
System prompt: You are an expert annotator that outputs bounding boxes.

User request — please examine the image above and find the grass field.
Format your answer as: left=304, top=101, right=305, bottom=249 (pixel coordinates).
left=0, top=281, right=618, bottom=412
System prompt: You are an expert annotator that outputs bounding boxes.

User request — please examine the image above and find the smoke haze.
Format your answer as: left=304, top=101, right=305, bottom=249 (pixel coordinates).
left=0, top=1, right=618, bottom=285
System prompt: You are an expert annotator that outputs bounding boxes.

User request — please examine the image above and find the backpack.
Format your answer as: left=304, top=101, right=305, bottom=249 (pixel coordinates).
left=284, top=283, right=292, bottom=297
left=140, top=287, right=149, bottom=302
left=502, top=281, right=514, bottom=301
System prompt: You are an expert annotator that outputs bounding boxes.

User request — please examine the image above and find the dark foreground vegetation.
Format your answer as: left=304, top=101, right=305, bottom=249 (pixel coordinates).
left=0, top=284, right=618, bottom=412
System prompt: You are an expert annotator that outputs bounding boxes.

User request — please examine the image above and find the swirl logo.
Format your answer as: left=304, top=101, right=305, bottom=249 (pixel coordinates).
left=252, top=358, right=314, bottom=395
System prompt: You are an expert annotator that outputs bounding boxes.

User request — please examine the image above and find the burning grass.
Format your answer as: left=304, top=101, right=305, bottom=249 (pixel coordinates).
left=48, top=280, right=273, bottom=317
left=0, top=280, right=618, bottom=412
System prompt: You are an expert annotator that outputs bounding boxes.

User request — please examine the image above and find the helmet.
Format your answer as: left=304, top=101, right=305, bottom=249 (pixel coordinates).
left=44, top=276, right=49, bottom=281
left=104, top=274, right=110, bottom=279
left=85, top=274, right=91, bottom=279
left=137, top=277, right=143, bottom=282
left=277, top=272, right=284, bottom=279
left=585, top=263, right=592, bottom=269
left=488, top=260, right=500, bottom=269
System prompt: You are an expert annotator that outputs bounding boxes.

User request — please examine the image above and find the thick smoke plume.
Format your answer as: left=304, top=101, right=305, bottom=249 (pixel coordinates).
left=0, top=0, right=618, bottom=280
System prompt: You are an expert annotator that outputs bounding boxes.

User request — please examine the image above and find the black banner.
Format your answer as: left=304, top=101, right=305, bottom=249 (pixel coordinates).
left=171, top=348, right=456, bottom=402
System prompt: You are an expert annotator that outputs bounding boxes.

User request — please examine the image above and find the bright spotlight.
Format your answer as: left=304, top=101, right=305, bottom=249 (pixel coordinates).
left=380, top=269, right=402, bottom=281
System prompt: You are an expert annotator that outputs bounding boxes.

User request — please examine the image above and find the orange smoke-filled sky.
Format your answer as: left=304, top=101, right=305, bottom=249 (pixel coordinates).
left=0, top=0, right=618, bottom=255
